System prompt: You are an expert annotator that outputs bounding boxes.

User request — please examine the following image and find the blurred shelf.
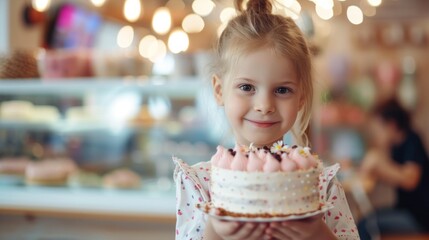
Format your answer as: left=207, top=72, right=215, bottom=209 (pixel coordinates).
left=0, top=181, right=175, bottom=221
left=0, top=120, right=119, bottom=133
left=0, top=118, right=206, bottom=134
left=0, top=76, right=204, bottom=99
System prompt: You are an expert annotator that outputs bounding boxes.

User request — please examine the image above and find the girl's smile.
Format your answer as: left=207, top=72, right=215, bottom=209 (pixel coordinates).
left=244, top=119, right=280, bottom=128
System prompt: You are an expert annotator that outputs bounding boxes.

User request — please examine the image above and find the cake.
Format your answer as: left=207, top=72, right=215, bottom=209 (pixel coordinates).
left=25, top=158, right=77, bottom=186
left=0, top=157, right=31, bottom=175
left=0, top=100, right=34, bottom=121
left=209, top=141, right=322, bottom=217
left=102, top=168, right=142, bottom=189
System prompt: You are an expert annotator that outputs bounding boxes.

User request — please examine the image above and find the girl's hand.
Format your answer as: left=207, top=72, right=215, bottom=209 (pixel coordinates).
left=210, top=217, right=268, bottom=240
left=264, top=215, right=337, bottom=240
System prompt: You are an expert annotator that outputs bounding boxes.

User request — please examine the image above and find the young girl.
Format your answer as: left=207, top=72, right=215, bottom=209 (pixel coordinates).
left=174, top=0, right=359, bottom=239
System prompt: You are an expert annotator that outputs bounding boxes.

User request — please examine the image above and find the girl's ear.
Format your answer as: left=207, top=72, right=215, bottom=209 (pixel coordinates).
left=212, top=75, right=224, bottom=106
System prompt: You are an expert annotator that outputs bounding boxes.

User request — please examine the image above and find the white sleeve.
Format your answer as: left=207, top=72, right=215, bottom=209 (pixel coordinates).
left=321, top=164, right=360, bottom=239
left=173, top=158, right=210, bottom=240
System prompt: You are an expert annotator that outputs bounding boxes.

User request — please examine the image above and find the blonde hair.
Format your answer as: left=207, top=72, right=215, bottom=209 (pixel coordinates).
left=212, top=0, right=313, bottom=146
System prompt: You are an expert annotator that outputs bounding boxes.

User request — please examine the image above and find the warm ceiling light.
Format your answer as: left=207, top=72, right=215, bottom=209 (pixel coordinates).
left=150, top=40, right=167, bottom=63
left=192, top=0, right=215, bottom=17
left=139, top=35, right=158, bottom=58
left=315, top=5, right=333, bottom=20
left=117, top=26, right=134, bottom=48
left=90, top=0, right=106, bottom=7
left=347, top=5, right=364, bottom=25
left=32, top=0, right=51, bottom=12
left=314, top=0, right=334, bottom=10
left=220, top=7, right=237, bottom=23
left=168, top=29, right=189, bottom=54
left=152, top=7, right=172, bottom=35
left=124, top=0, right=141, bottom=22
left=367, top=0, right=382, bottom=7
left=139, top=36, right=168, bottom=63
left=182, top=14, right=205, bottom=33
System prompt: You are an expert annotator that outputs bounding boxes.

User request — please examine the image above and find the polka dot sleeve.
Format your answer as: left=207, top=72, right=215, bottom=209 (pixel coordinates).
left=173, top=157, right=211, bottom=240
left=321, top=164, right=360, bottom=239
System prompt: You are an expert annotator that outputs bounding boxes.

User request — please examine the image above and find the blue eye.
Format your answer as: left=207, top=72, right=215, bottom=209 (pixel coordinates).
left=239, top=84, right=255, bottom=92
left=275, top=87, right=292, bottom=94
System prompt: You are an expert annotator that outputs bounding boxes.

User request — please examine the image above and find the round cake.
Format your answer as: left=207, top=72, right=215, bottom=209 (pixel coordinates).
left=209, top=141, right=322, bottom=217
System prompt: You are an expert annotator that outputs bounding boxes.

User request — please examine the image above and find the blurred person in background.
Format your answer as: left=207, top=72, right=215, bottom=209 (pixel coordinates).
left=358, top=99, right=429, bottom=239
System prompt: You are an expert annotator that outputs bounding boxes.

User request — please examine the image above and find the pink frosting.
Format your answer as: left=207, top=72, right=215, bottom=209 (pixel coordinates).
left=230, top=150, right=248, bottom=171
left=211, top=146, right=224, bottom=166
left=212, top=144, right=318, bottom=172
left=247, top=151, right=264, bottom=172
left=263, top=153, right=281, bottom=172
left=233, top=144, right=243, bottom=153
left=280, top=153, right=298, bottom=172
left=303, top=147, right=318, bottom=168
left=257, top=149, right=268, bottom=162
left=289, top=147, right=312, bottom=170
left=217, top=148, right=233, bottom=169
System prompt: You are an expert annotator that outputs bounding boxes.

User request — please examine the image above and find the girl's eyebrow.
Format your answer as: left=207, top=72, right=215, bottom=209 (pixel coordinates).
left=234, top=77, right=256, bottom=83
left=234, top=77, right=298, bottom=86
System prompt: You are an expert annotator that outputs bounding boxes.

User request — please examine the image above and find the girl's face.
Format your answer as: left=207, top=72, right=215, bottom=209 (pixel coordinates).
left=213, top=48, right=302, bottom=147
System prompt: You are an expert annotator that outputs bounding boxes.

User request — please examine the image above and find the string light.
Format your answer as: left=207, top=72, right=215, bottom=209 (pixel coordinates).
left=32, top=0, right=51, bottom=12
left=315, top=5, right=334, bottom=20
left=182, top=14, right=205, bottom=33
left=124, top=0, right=142, bottom=22
left=117, top=25, right=134, bottom=48
left=219, top=8, right=237, bottom=23
left=90, top=0, right=106, bottom=7
left=139, top=35, right=158, bottom=58
left=152, top=7, right=172, bottom=35
left=313, top=0, right=334, bottom=10
left=168, top=29, right=189, bottom=54
left=347, top=5, right=364, bottom=25
left=367, top=0, right=382, bottom=7
left=192, top=0, right=215, bottom=17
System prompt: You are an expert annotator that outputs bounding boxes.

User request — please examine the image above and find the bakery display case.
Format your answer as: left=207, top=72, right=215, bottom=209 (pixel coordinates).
left=0, top=77, right=218, bottom=239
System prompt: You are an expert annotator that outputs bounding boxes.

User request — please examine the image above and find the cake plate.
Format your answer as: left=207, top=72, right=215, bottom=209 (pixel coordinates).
left=196, top=202, right=334, bottom=222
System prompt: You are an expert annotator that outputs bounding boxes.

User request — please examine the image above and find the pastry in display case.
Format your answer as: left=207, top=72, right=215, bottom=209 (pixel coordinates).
left=0, top=77, right=216, bottom=192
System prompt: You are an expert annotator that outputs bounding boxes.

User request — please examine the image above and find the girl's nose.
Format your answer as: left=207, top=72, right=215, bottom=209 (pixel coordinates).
left=254, top=94, right=275, bottom=114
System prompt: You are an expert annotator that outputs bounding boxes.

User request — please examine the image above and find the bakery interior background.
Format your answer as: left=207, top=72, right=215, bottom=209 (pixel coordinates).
left=0, top=0, right=429, bottom=239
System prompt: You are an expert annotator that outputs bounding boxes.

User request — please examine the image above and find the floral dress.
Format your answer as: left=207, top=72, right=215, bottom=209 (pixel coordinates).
left=173, top=157, right=359, bottom=240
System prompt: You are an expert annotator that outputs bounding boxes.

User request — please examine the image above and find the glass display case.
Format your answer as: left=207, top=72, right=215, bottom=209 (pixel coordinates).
left=0, top=77, right=225, bottom=239
left=0, top=77, right=219, bottom=179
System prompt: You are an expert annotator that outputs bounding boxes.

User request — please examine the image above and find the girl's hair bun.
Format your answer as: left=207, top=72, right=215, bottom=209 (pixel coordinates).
left=235, top=0, right=273, bottom=15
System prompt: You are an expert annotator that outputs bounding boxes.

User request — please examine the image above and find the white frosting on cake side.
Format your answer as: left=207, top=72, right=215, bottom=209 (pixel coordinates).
left=210, top=165, right=321, bottom=215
